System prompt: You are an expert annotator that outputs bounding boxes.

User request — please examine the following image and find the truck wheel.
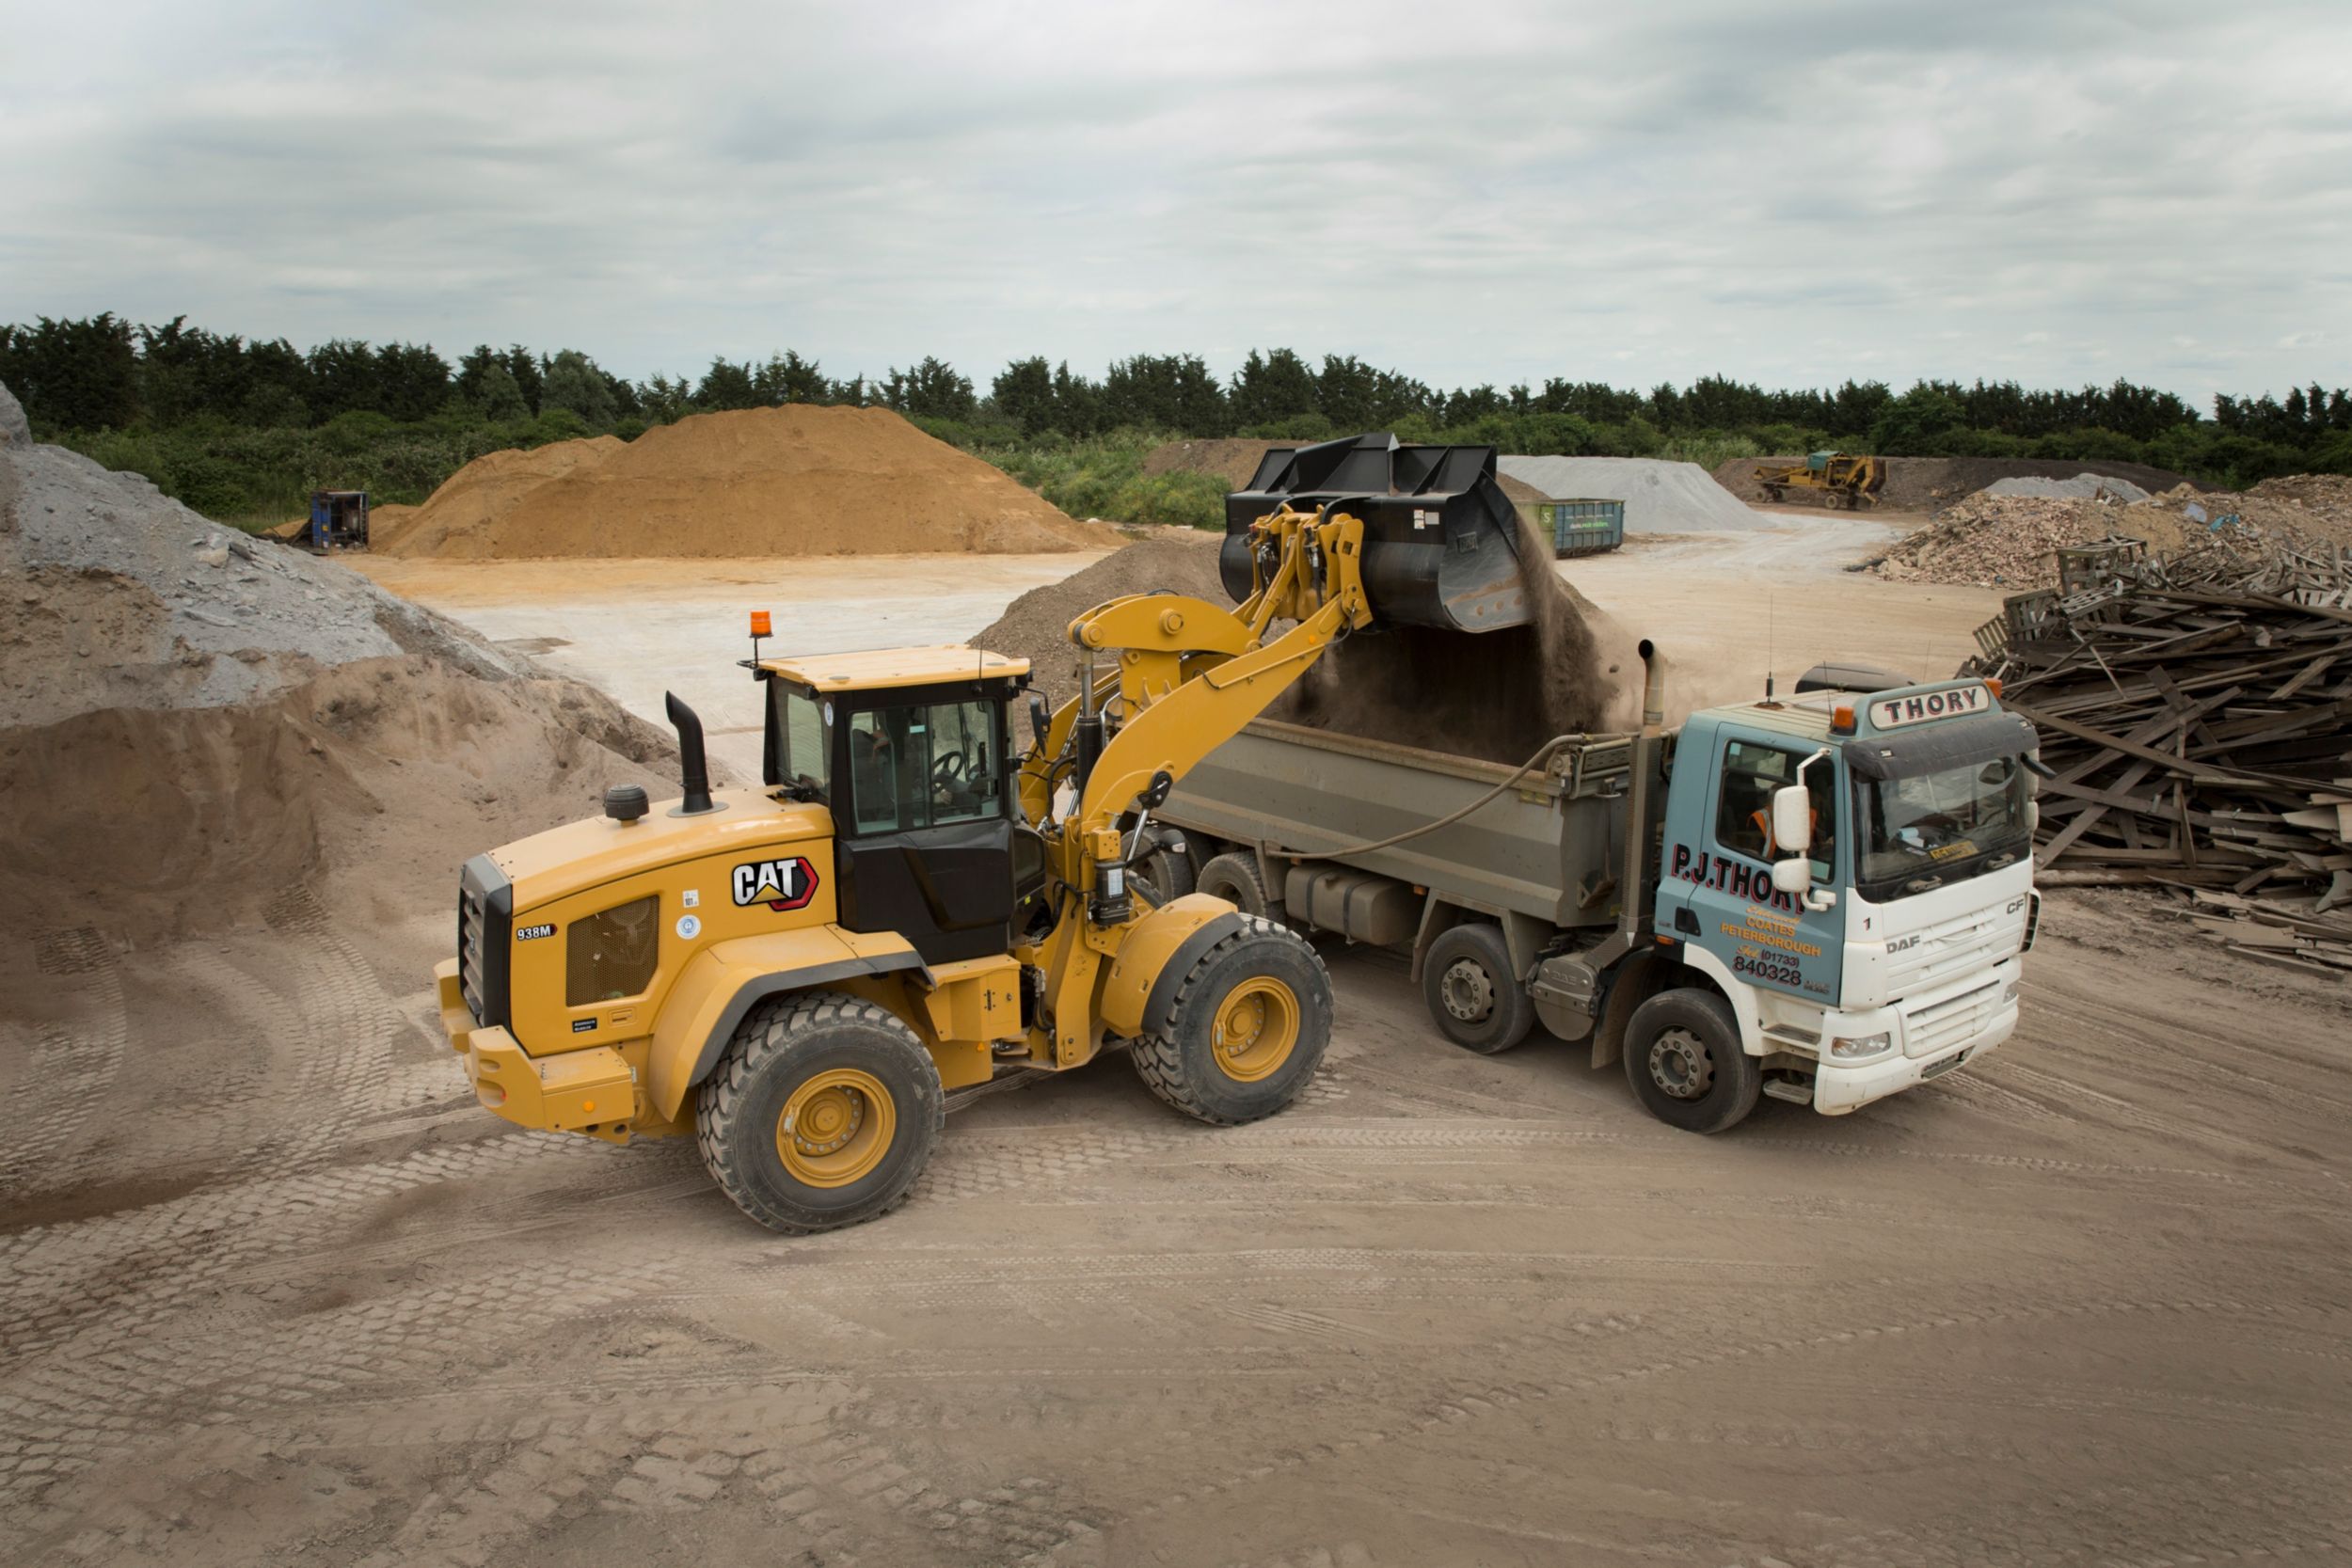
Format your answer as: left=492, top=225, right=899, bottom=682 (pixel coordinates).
left=1132, top=915, right=1331, bottom=1126
left=696, top=990, right=944, bottom=1234
left=1195, top=852, right=1270, bottom=918
left=1422, top=923, right=1535, bottom=1053
left=1622, top=989, right=1760, bottom=1133
left=1134, top=842, right=1197, bottom=907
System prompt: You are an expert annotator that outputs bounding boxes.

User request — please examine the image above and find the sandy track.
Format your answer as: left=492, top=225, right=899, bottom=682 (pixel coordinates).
left=3, top=890, right=2346, bottom=1568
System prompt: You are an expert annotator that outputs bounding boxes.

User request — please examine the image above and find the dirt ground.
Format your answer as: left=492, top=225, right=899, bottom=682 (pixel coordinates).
left=6, top=515, right=2348, bottom=1566
left=4, top=889, right=2347, bottom=1568
left=350, top=553, right=1110, bottom=781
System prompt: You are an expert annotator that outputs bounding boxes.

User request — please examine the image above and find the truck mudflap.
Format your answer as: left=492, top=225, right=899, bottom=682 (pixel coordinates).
left=436, top=958, right=636, bottom=1136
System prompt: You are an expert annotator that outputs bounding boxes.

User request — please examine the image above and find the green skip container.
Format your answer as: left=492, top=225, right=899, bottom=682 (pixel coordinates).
left=1537, top=499, right=1625, bottom=558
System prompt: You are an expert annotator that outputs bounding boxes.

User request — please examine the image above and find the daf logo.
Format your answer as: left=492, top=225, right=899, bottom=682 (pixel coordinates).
left=1886, top=934, right=1921, bottom=953
left=732, top=856, right=819, bottom=911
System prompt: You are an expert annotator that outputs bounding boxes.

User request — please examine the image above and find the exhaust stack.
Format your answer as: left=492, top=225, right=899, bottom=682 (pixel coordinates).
left=665, top=691, right=718, bottom=816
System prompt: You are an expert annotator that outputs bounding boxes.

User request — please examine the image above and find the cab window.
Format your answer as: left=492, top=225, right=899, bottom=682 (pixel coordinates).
left=779, top=688, right=830, bottom=801
left=846, top=699, right=1000, bottom=834
left=1714, top=737, right=1836, bottom=872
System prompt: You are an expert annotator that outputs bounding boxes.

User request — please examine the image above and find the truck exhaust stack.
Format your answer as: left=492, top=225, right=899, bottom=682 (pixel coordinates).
left=1220, top=435, right=1534, bottom=634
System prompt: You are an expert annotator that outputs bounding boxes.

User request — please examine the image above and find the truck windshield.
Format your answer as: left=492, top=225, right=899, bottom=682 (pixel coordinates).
left=1852, top=755, right=2031, bottom=900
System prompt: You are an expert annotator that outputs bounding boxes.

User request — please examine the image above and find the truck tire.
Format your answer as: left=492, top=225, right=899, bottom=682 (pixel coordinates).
left=1422, top=922, right=1535, bottom=1054
left=1622, top=988, right=1760, bottom=1133
left=1132, top=915, right=1331, bottom=1126
left=1195, top=852, right=1270, bottom=918
left=1134, top=841, right=1197, bottom=907
left=696, top=990, right=944, bottom=1234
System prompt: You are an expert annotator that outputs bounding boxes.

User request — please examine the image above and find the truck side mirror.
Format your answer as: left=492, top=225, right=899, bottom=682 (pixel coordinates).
left=1770, top=858, right=1812, bottom=895
left=1770, top=784, right=1812, bottom=856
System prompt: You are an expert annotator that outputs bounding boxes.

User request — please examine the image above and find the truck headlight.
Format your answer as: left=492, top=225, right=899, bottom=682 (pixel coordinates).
left=1830, top=1032, right=1892, bottom=1062
left=2002, top=980, right=2020, bottom=1003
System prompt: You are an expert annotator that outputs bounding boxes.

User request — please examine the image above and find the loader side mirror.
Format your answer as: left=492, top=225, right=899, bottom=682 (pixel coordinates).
left=1029, top=693, right=1049, bottom=751
left=1138, top=769, right=1174, bottom=810
left=1771, top=784, right=1812, bottom=857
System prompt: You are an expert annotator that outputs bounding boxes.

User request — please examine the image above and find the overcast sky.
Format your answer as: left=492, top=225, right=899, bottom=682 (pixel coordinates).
left=3, top=0, right=2347, bottom=405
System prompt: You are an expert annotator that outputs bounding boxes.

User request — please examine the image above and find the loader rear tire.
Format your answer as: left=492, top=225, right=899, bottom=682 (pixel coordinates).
left=1422, top=922, right=1535, bottom=1054
left=1132, top=915, right=1330, bottom=1126
left=696, top=990, right=944, bottom=1234
left=1195, top=852, right=1270, bottom=918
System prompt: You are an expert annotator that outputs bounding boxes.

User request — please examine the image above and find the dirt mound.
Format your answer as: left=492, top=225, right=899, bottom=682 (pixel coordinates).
left=1868, top=481, right=2352, bottom=589
left=375, top=405, right=1117, bottom=560
left=0, top=387, right=675, bottom=939
left=971, top=525, right=1623, bottom=766
left=971, top=533, right=1229, bottom=701
left=1717, top=454, right=2207, bottom=512
left=1141, top=437, right=1288, bottom=490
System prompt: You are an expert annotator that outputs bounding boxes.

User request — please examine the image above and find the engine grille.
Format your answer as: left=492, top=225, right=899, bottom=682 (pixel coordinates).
left=456, top=854, right=513, bottom=1028
left=1901, top=977, right=2003, bottom=1060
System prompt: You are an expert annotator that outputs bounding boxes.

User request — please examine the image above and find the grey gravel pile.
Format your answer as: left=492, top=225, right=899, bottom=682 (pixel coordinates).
left=1981, top=472, right=2152, bottom=505
left=1, top=380, right=520, bottom=730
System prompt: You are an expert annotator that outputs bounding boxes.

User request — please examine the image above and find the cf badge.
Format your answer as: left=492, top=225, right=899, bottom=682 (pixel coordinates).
left=732, top=856, right=819, bottom=912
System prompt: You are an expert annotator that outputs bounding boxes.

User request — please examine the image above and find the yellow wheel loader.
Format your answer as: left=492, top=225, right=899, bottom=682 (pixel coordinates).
left=1756, top=451, right=1884, bottom=510
left=433, top=436, right=1534, bottom=1232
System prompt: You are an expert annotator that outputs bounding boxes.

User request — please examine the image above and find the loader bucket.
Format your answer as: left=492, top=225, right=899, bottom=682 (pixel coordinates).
left=1220, top=436, right=1534, bottom=633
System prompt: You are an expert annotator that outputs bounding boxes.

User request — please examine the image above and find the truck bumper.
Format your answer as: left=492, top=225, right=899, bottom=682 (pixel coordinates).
left=1812, top=967, right=2020, bottom=1116
left=435, top=958, right=634, bottom=1135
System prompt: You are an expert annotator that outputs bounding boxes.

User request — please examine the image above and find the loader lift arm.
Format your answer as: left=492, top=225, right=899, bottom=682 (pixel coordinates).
left=1015, top=505, right=1375, bottom=1067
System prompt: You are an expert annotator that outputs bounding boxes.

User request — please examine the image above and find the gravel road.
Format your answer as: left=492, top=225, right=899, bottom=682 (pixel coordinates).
left=2, top=888, right=2345, bottom=1567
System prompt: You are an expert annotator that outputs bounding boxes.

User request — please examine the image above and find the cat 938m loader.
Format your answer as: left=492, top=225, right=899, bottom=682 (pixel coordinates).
left=434, top=436, right=1538, bottom=1232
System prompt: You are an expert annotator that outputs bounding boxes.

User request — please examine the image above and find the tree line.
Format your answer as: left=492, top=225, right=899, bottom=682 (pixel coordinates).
left=5, top=312, right=2348, bottom=522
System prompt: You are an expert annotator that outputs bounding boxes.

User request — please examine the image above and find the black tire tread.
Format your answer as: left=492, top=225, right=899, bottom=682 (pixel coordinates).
left=1132, top=914, right=1328, bottom=1126
left=696, top=990, right=944, bottom=1234
left=1194, top=852, right=1270, bottom=919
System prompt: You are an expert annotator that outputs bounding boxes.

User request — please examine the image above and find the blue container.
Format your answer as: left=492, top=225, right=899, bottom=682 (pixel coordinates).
left=1538, top=499, right=1624, bottom=558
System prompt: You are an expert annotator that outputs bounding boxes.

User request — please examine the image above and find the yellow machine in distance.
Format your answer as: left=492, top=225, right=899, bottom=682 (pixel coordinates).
left=1755, top=451, right=1884, bottom=509
left=434, top=436, right=1533, bottom=1232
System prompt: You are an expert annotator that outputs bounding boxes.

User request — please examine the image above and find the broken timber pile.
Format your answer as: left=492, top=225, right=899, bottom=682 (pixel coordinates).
left=1963, top=540, right=2352, bottom=972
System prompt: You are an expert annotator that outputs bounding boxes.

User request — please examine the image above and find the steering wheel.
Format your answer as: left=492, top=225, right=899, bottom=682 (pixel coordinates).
left=931, top=751, right=968, bottom=784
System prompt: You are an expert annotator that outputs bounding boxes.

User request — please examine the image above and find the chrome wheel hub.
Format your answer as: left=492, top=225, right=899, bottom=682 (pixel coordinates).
left=1648, top=1027, right=1715, bottom=1100
left=1440, top=958, right=1495, bottom=1022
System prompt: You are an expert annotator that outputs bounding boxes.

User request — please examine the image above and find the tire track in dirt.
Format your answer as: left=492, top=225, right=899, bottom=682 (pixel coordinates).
left=1, top=930, right=126, bottom=1194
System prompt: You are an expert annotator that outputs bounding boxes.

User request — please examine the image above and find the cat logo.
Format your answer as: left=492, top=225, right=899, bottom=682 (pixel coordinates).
left=731, top=856, right=819, bottom=912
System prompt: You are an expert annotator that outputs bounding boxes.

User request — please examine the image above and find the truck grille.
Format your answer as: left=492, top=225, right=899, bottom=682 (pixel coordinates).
left=1883, top=898, right=2030, bottom=995
left=1901, top=978, right=2003, bottom=1060
left=456, top=854, right=514, bottom=1028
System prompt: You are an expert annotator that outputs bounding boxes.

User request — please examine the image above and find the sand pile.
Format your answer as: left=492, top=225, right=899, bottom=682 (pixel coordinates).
left=0, top=384, right=675, bottom=937
left=1867, top=482, right=2352, bottom=590
left=1716, top=454, right=2203, bottom=513
left=972, top=525, right=1629, bottom=766
left=1498, top=456, right=1760, bottom=533
left=374, top=404, right=1118, bottom=561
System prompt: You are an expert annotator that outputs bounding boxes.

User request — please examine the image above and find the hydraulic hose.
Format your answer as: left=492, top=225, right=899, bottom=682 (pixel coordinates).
left=1273, top=734, right=1582, bottom=863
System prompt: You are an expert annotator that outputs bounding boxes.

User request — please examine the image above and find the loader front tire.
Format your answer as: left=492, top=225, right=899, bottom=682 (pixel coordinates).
left=1132, top=916, right=1331, bottom=1126
left=696, top=990, right=944, bottom=1234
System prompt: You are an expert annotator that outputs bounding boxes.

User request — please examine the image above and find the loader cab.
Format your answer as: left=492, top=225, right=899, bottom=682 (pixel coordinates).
left=759, top=647, right=1031, bottom=965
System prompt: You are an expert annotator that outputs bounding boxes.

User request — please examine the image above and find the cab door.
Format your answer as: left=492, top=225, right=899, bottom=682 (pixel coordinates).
left=1656, top=730, right=1848, bottom=1006
left=835, top=695, right=1014, bottom=965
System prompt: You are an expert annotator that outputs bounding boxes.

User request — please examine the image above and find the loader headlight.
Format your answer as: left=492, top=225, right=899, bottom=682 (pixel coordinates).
left=1830, top=1032, right=1892, bottom=1062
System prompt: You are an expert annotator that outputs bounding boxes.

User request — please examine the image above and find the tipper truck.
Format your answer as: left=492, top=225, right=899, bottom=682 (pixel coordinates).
left=1155, top=655, right=2045, bottom=1131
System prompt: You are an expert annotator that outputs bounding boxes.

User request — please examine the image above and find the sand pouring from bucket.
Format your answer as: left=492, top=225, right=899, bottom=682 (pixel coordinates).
left=1218, top=435, right=1533, bottom=634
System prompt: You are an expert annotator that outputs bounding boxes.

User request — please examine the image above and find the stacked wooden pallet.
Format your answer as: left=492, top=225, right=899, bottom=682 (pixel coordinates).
left=1963, top=543, right=2352, bottom=940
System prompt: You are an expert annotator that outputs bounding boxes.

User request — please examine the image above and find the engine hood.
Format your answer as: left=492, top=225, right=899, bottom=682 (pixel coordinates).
left=489, top=787, right=832, bottom=911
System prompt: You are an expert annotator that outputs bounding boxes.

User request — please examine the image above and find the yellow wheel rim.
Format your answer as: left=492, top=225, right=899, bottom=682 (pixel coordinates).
left=776, top=1068, right=897, bottom=1189
left=1211, top=977, right=1300, bottom=1083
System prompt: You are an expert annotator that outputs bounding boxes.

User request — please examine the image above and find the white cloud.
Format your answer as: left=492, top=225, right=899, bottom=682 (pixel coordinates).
left=2, top=0, right=2347, bottom=406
